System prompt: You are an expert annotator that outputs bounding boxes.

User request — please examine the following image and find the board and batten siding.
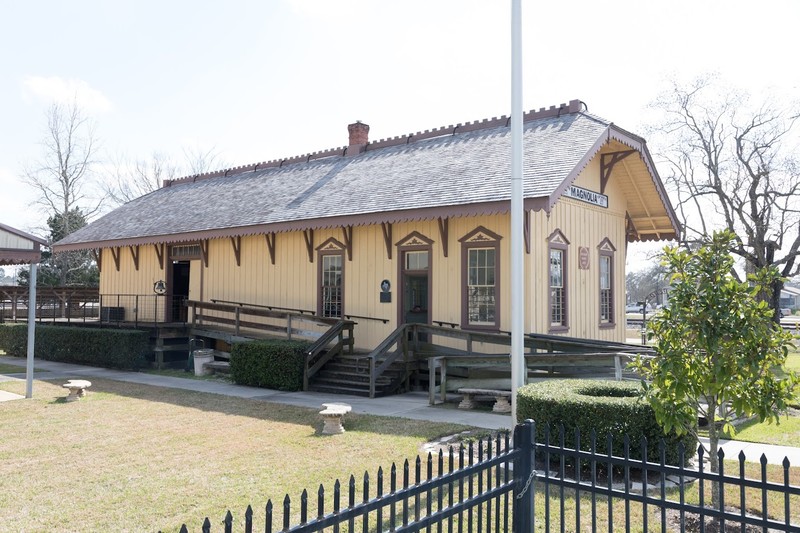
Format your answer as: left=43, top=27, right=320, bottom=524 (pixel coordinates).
left=528, top=154, right=628, bottom=342
left=99, top=245, right=169, bottom=322
left=0, top=229, right=36, bottom=250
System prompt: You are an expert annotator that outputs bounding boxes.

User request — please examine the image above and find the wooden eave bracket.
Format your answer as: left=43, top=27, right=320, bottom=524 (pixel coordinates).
left=154, top=243, right=165, bottom=270
left=200, top=240, right=209, bottom=267
left=341, top=225, right=353, bottom=261
left=524, top=211, right=530, bottom=254
left=110, top=247, right=121, bottom=272
left=600, top=150, right=636, bottom=194
left=92, top=249, right=102, bottom=273
left=303, top=229, right=314, bottom=263
left=265, top=233, right=276, bottom=265
left=129, top=245, right=140, bottom=271
left=437, top=217, right=449, bottom=258
left=381, top=223, right=392, bottom=260
left=230, top=236, right=242, bottom=266
left=625, top=212, right=639, bottom=242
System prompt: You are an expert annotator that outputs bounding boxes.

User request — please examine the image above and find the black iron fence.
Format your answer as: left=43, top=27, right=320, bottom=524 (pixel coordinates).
left=167, top=421, right=800, bottom=532
left=98, top=294, right=187, bottom=327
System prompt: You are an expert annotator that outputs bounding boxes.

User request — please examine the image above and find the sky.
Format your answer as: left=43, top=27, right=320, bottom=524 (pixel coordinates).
left=1, top=0, right=798, bottom=273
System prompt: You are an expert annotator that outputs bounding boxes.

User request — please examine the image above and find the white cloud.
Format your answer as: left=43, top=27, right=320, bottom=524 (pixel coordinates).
left=22, top=76, right=112, bottom=113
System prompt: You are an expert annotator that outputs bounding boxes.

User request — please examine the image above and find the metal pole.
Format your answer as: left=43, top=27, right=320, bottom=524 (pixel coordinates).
left=25, top=263, right=38, bottom=399
left=510, top=0, right=525, bottom=427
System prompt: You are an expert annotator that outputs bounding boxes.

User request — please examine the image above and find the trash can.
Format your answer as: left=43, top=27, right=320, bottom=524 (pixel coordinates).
left=193, top=349, right=214, bottom=376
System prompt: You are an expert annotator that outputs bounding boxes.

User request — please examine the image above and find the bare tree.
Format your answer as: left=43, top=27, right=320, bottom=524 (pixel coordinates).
left=22, top=100, right=102, bottom=228
left=105, top=151, right=180, bottom=205
left=182, top=145, right=226, bottom=176
left=104, top=146, right=226, bottom=207
left=648, top=78, right=800, bottom=319
left=21, top=100, right=102, bottom=286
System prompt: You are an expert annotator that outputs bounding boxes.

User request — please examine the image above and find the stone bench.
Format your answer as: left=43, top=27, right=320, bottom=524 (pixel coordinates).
left=457, top=388, right=512, bottom=413
left=62, top=379, right=92, bottom=402
left=319, top=403, right=352, bottom=434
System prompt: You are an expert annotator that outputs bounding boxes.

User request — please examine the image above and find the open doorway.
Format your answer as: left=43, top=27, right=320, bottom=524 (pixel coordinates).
left=170, top=260, right=190, bottom=322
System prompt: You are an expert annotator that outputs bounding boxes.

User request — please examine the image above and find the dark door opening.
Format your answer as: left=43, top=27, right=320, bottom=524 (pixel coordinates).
left=170, top=261, right=190, bottom=322
left=402, top=274, right=429, bottom=325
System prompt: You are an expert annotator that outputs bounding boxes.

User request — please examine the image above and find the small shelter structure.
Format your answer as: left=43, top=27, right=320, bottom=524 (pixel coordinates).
left=0, top=222, right=46, bottom=398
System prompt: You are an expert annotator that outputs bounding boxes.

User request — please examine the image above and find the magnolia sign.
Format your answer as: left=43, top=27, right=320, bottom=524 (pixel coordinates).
left=565, top=185, right=608, bottom=208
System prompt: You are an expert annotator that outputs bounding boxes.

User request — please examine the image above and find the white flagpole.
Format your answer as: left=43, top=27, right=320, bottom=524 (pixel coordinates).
left=510, top=0, right=525, bottom=427
left=26, top=263, right=37, bottom=398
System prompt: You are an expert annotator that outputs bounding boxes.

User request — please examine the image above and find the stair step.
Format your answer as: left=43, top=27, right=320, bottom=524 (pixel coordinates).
left=205, top=361, right=231, bottom=374
left=154, top=344, right=190, bottom=352
left=312, top=376, right=392, bottom=387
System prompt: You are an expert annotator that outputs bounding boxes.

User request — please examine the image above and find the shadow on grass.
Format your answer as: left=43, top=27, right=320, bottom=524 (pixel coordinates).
left=38, top=377, right=468, bottom=440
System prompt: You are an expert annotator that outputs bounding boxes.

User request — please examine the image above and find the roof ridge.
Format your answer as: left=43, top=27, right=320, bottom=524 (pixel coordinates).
left=163, top=99, right=586, bottom=188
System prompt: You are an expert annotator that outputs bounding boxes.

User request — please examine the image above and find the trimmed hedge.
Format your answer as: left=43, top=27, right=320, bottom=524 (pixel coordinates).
left=0, top=323, right=148, bottom=370
left=517, top=379, right=696, bottom=466
left=230, top=339, right=311, bottom=391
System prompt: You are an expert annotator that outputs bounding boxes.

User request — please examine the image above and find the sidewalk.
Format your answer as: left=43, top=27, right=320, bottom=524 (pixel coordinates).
left=2, top=356, right=800, bottom=465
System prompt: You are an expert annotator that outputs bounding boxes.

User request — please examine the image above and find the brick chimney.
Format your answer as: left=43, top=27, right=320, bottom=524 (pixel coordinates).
left=347, top=121, right=369, bottom=155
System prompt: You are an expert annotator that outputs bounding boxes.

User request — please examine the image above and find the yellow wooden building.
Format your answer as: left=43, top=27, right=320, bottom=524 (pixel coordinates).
left=54, top=100, right=678, bottom=357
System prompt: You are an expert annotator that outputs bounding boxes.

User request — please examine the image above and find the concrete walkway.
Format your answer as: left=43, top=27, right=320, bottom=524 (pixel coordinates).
left=2, top=356, right=800, bottom=466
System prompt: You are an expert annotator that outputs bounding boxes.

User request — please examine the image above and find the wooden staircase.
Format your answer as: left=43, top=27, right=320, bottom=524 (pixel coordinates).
left=151, top=326, right=190, bottom=369
left=307, top=354, right=412, bottom=397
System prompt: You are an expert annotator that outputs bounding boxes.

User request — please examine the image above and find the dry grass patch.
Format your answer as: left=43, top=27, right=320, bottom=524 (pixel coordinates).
left=0, top=378, right=467, bottom=532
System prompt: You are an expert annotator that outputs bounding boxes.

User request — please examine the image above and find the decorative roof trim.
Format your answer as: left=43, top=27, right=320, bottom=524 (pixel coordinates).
left=53, top=198, right=549, bottom=252
left=0, top=249, right=42, bottom=265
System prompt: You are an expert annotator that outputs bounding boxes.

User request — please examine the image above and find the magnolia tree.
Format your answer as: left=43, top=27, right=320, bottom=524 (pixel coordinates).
left=632, top=231, right=797, bottom=506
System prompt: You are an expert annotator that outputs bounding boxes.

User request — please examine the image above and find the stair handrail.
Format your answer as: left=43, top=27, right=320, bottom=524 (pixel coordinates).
left=303, top=320, right=355, bottom=390
left=365, top=323, right=413, bottom=398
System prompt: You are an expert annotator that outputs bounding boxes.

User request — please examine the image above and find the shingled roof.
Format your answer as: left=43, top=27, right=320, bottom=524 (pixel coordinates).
left=54, top=100, right=678, bottom=251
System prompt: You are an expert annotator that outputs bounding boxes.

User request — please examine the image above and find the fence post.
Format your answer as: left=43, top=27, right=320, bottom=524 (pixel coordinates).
left=513, top=420, right=535, bottom=533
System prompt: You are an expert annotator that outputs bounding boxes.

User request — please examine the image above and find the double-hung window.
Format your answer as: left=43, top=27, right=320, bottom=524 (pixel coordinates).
left=548, top=230, right=569, bottom=331
left=460, top=226, right=502, bottom=330
left=598, top=238, right=616, bottom=326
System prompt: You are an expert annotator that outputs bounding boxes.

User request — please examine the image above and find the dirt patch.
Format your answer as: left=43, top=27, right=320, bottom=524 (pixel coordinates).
left=665, top=508, right=782, bottom=532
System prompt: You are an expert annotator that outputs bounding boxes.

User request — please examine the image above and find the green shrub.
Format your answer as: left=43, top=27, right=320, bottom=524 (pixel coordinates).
left=230, top=339, right=311, bottom=391
left=0, top=324, right=148, bottom=369
left=0, top=324, right=27, bottom=356
left=517, top=379, right=696, bottom=466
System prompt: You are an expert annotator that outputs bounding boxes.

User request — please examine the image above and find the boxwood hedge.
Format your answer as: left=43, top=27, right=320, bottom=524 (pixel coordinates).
left=517, top=379, right=696, bottom=466
left=229, top=339, right=311, bottom=391
left=0, top=323, right=148, bottom=370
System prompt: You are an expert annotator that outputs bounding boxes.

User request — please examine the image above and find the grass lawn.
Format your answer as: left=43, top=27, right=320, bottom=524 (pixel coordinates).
left=0, top=362, right=45, bottom=374
left=0, top=378, right=468, bottom=532
left=721, top=349, right=800, bottom=447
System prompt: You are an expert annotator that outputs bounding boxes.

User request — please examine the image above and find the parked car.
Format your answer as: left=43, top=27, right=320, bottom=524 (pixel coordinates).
left=780, top=308, right=792, bottom=318
left=625, top=304, right=644, bottom=313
